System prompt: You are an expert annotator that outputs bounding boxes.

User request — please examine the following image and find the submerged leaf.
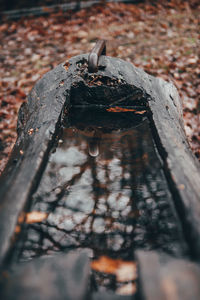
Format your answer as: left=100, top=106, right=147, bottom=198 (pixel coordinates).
left=91, top=256, right=137, bottom=280
left=106, top=107, right=137, bottom=113
left=26, top=211, right=48, bottom=224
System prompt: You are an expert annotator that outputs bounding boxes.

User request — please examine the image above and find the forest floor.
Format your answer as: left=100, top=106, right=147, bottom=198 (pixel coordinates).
left=0, top=0, right=199, bottom=173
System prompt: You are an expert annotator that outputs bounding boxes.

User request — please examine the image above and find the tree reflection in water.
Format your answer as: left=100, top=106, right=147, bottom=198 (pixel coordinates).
left=15, top=111, right=187, bottom=292
left=18, top=113, right=186, bottom=264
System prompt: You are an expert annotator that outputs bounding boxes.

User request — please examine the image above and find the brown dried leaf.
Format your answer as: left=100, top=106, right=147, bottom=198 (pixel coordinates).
left=64, top=61, right=70, bottom=71
left=135, top=110, right=146, bottom=115
left=26, top=211, right=48, bottom=224
left=91, top=256, right=137, bottom=281
left=106, top=107, right=136, bottom=113
left=14, top=225, right=21, bottom=234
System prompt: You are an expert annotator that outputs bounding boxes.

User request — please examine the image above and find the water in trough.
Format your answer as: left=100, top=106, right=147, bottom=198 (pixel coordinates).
left=15, top=107, right=187, bottom=294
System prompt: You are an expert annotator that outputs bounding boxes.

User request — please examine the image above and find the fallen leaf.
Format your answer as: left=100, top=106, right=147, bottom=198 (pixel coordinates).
left=106, top=107, right=136, bottom=112
left=14, top=225, right=21, bottom=234
left=18, top=212, right=25, bottom=224
left=64, top=61, right=70, bottom=71
left=91, top=256, right=137, bottom=281
left=28, top=128, right=34, bottom=135
left=135, top=110, right=147, bottom=115
left=91, top=256, right=119, bottom=274
left=26, top=211, right=48, bottom=224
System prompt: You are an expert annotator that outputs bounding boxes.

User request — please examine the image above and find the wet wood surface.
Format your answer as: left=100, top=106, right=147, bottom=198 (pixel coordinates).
left=0, top=251, right=90, bottom=300
left=136, top=250, right=200, bottom=300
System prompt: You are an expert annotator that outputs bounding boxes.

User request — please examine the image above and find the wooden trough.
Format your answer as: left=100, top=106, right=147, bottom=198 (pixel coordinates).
left=0, top=42, right=200, bottom=299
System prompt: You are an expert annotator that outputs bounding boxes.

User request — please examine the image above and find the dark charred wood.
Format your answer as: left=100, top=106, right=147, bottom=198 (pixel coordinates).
left=0, top=251, right=90, bottom=300
left=136, top=250, right=200, bottom=300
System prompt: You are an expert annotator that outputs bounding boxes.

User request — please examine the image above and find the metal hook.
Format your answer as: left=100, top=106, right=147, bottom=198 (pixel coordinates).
left=88, top=40, right=106, bottom=73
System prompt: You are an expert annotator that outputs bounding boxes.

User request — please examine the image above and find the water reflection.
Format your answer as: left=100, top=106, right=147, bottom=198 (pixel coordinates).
left=18, top=113, right=185, bottom=263
left=88, top=129, right=101, bottom=157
